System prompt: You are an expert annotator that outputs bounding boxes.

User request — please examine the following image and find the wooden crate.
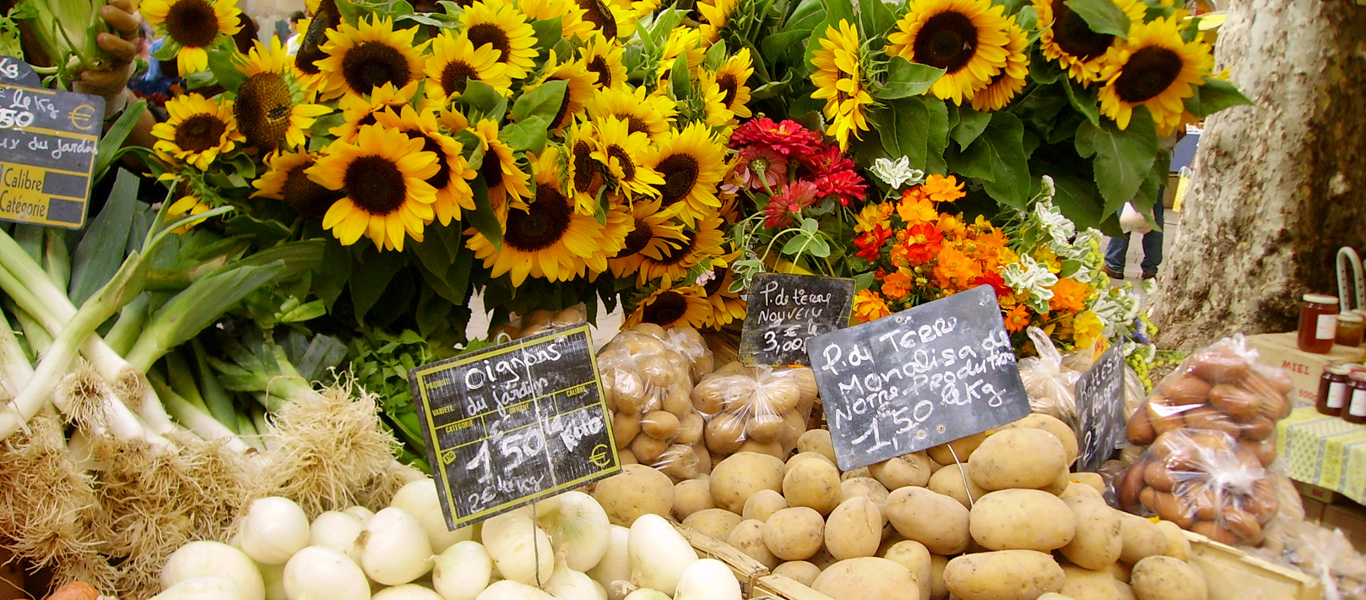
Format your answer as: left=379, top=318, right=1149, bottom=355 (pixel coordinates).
left=752, top=574, right=835, bottom=600
left=672, top=522, right=834, bottom=600
left=1184, top=530, right=1323, bottom=600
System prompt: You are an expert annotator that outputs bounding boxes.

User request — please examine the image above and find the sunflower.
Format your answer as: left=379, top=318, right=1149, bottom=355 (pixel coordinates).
left=473, top=119, right=534, bottom=215
left=376, top=106, right=478, bottom=225
left=588, top=86, right=674, bottom=142
left=649, top=123, right=726, bottom=226
left=697, top=0, right=740, bottom=45
left=165, top=195, right=213, bottom=234
left=466, top=148, right=612, bottom=285
left=235, top=38, right=331, bottom=152
left=710, top=48, right=754, bottom=119
left=315, top=16, right=427, bottom=100
left=329, top=82, right=419, bottom=141
left=608, top=198, right=688, bottom=279
left=569, top=0, right=631, bottom=40
left=700, top=77, right=735, bottom=129
left=580, top=33, right=628, bottom=92
left=1036, top=0, right=1148, bottom=83
left=462, top=0, right=540, bottom=81
left=424, top=31, right=512, bottom=101
left=885, top=0, right=1010, bottom=105
left=253, top=151, right=345, bottom=218
left=294, top=0, right=341, bottom=90
left=592, top=116, right=665, bottom=201
left=1098, top=15, right=1213, bottom=136
left=588, top=204, right=635, bottom=275
left=563, top=120, right=606, bottom=215
left=810, top=20, right=874, bottom=150
left=308, top=124, right=440, bottom=251
left=152, top=94, right=244, bottom=170
left=140, top=0, right=241, bottom=74
left=656, top=27, right=706, bottom=83
left=636, top=212, right=726, bottom=285
left=970, top=16, right=1030, bottom=112
left=702, top=261, right=746, bottom=327
left=528, top=51, right=598, bottom=131
left=624, top=286, right=712, bottom=329
left=519, top=0, right=595, bottom=41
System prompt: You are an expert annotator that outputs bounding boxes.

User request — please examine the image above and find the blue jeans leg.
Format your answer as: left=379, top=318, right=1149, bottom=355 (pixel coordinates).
left=1140, top=194, right=1165, bottom=276
left=1105, top=234, right=1129, bottom=274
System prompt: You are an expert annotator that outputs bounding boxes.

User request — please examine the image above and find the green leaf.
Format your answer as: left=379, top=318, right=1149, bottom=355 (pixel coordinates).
left=858, top=0, right=896, bottom=39
left=1185, top=78, right=1252, bottom=118
left=1075, top=108, right=1158, bottom=215
left=205, top=38, right=245, bottom=91
left=467, top=177, right=502, bottom=251
left=955, top=112, right=1030, bottom=209
left=670, top=52, right=691, bottom=100
left=821, top=0, right=856, bottom=29
left=950, top=105, right=991, bottom=149
left=511, top=79, right=566, bottom=124
left=501, top=116, right=550, bottom=153
left=1063, top=0, right=1131, bottom=38
left=1033, top=163, right=1104, bottom=230
left=806, top=17, right=838, bottom=70
left=348, top=250, right=404, bottom=325
left=852, top=271, right=875, bottom=291
left=94, top=100, right=147, bottom=180
left=870, top=97, right=941, bottom=167
left=925, top=99, right=950, bottom=174
left=69, top=168, right=138, bottom=304
left=139, top=262, right=287, bottom=362
left=762, top=29, right=811, bottom=63
left=531, top=17, right=562, bottom=53
left=877, top=57, right=944, bottom=100
left=704, top=40, right=728, bottom=71
left=808, top=236, right=831, bottom=258
left=1061, top=76, right=1100, bottom=125
left=455, top=80, right=507, bottom=121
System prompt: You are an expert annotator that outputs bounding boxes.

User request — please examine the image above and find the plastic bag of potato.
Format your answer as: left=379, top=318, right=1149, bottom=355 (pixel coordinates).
left=1255, top=519, right=1366, bottom=599
left=1018, top=328, right=1082, bottom=427
left=691, top=363, right=818, bottom=461
left=487, top=305, right=588, bottom=340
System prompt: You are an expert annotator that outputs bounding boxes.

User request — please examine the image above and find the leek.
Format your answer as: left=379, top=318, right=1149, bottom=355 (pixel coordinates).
left=14, top=0, right=109, bottom=73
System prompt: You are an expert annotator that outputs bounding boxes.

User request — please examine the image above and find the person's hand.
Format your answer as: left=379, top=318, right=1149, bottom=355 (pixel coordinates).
left=72, top=0, right=141, bottom=106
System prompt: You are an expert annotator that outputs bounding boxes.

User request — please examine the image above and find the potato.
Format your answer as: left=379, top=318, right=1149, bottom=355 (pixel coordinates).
left=1039, top=595, right=1078, bottom=600
left=631, top=434, right=668, bottom=465
left=1129, top=556, right=1208, bottom=600
left=594, top=464, right=674, bottom=525
left=727, top=519, right=779, bottom=569
left=969, top=489, right=1076, bottom=552
left=1127, top=408, right=1156, bottom=446
left=786, top=451, right=836, bottom=474
left=737, top=439, right=787, bottom=460
left=927, top=432, right=988, bottom=466
left=1041, top=469, right=1073, bottom=496
left=710, top=452, right=785, bottom=513
left=813, top=558, right=920, bottom=600
left=619, top=448, right=637, bottom=465
left=968, top=429, right=1068, bottom=491
left=1164, top=374, right=1212, bottom=405
left=929, top=555, right=949, bottom=600
left=764, top=507, right=825, bottom=561
left=672, top=478, right=714, bottom=520
left=1061, top=482, right=1105, bottom=502
left=1060, top=565, right=1120, bottom=600
left=1005, top=414, right=1080, bottom=466
left=613, top=412, right=641, bottom=449
left=747, top=413, right=788, bottom=443
left=640, top=410, right=681, bottom=441
left=1114, top=581, right=1136, bottom=600
left=1117, top=512, right=1166, bottom=565
left=656, top=444, right=704, bottom=481
left=1059, top=496, right=1122, bottom=571
left=784, top=455, right=842, bottom=515
left=881, top=540, right=932, bottom=600
left=885, top=487, right=971, bottom=555
left=869, top=452, right=934, bottom=489
left=826, top=497, right=884, bottom=560
left=682, top=508, right=741, bottom=542
left=1106, top=557, right=1131, bottom=583
left=663, top=385, right=694, bottom=420
left=841, top=477, right=891, bottom=511
left=944, top=550, right=1065, bottom=600
left=1153, top=521, right=1190, bottom=562
left=797, top=429, right=837, bottom=464
left=927, top=464, right=988, bottom=509
left=742, top=489, right=788, bottom=522
left=773, top=561, right=822, bottom=587
left=704, top=412, right=748, bottom=454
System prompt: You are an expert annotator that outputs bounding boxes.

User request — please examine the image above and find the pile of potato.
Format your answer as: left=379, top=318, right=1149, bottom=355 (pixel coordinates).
left=591, top=412, right=1210, bottom=600
left=1120, top=341, right=1295, bottom=547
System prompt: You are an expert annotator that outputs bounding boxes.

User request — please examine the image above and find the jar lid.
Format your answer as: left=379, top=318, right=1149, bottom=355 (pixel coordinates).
left=1341, top=313, right=1365, bottom=324
left=1330, top=365, right=1354, bottom=375
left=1304, top=293, right=1341, bottom=304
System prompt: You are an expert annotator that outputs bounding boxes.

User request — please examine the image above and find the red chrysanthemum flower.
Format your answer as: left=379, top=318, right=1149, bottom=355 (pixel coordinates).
left=902, top=222, right=944, bottom=266
left=734, top=144, right=789, bottom=191
left=731, top=117, right=824, bottom=156
left=972, top=270, right=1011, bottom=298
left=854, top=223, right=892, bottom=260
left=801, top=143, right=857, bottom=178
left=815, top=169, right=868, bottom=205
left=763, top=180, right=821, bottom=228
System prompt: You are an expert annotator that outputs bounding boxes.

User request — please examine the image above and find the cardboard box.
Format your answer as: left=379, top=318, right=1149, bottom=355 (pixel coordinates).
left=1295, top=480, right=1343, bottom=504
left=1322, top=502, right=1366, bottom=554
left=1302, top=494, right=1328, bottom=522
left=1246, top=332, right=1365, bottom=407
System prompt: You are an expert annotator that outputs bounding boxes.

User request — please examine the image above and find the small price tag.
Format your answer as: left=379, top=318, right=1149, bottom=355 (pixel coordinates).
left=739, top=273, right=856, bottom=367
left=1074, top=345, right=1126, bottom=472
left=0, top=58, right=41, bottom=88
left=409, top=325, right=620, bottom=529
left=0, top=82, right=104, bottom=229
left=808, top=286, right=1031, bottom=471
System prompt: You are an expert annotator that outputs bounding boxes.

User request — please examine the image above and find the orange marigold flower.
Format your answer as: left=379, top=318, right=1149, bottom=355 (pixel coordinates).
left=934, top=246, right=981, bottom=291
left=902, top=222, right=944, bottom=266
left=922, top=173, right=966, bottom=203
left=854, top=201, right=895, bottom=234
left=937, top=213, right=966, bottom=238
left=881, top=270, right=914, bottom=301
left=1003, top=304, right=1031, bottom=333
left=853, top=289, right=892, bottom=323
left=1048, top=277, right=1090, bottom=314
left=897, top=196, right=937, bottom=224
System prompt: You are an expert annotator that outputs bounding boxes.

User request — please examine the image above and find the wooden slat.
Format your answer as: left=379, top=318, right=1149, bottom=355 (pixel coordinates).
left=1183, top=530, right=1322, bottom=600
left=752, top=574, right=836, bottom=600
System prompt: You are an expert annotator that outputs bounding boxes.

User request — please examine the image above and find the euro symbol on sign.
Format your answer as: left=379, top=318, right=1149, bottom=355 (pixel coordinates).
left=589, top=444, right=611, bottom=467
left=69, top=104, right=97, bottom=131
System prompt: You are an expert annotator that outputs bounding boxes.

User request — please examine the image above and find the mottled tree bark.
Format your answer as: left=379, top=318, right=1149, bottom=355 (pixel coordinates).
left=1152, top=0, right=1366, bottom=351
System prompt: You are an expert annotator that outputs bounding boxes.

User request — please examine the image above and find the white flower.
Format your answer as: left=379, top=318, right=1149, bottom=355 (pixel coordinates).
left=1001, top=255, right=1058, bottom=313
left=870, top=156, right=924, bottom=190
left=1089, top=288, right=1139, bottom=338
left=1033, top=198, right=1075, bottom=247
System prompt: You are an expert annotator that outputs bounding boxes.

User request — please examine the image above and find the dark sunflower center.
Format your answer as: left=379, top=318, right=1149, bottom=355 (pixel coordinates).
left=656, top=153, right=700, bottom=208
left=344, top=155, right=408, bottom=215
left=656, top=229, right=696, bottom=266
left=587, top=57, right=613, bottom=88
left=913, top=12, right=979, bottom=74
left=717, top=72, right=740, bottom=107
left=550, top=81, right=575, bottom=129
left=296, top=1, right=340, bottom=75
left=174, top=114, right=226, bottom=153
left=410, top=134, right=452, bottom=191
left=626, top=116, right=650, bottom=135
left=702, top=268, right=725, bottom=296
left=642, top=291, right=688, bottom=326
left=576, top=0, right=618, bottom=41
left=165, top=0, right=220, bottom=48
left=1114, top=46, right=1184, bottom=103
left=608, top=146, right=636, bottom=181
left=573, top=142, right=597, bottom=193
left=283, top=162, right=344, bottom=218
left=1053, top=2, right=1114, bottom=61
left=236, top=72, right=293, bottom=150
left=341, top=42, right=411, bottom=95
left=467, top=24, right=514, bottom=63
left=441, top=60, right=480, bottom=95
left=618, top=217, right=654, bottom=258
left=505, top=184, right=572, bottom=251
left=480, top=149, right=506, bottom=191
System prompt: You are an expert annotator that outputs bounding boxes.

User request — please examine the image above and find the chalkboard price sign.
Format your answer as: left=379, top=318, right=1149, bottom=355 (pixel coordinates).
left=1074, top=345, right=1126, bottom=473
left=808, top=285, right=1031, bottom=471
left=0, top=59, right=41, bottom=88
left=739, top=273, right=856, bottom=367
left=409, top=325, right=620, bottom=529
left=0, top=82, right=104, bottom=229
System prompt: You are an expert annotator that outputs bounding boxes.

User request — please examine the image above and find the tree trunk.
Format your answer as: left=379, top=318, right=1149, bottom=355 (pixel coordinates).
left=1151, top=0, right=1366, bottom=351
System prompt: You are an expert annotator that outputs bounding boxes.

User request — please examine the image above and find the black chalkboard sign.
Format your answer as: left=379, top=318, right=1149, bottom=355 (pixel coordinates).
left=409, top=324, right=620, bottom=528
left=0, top=83, right=104, bottom=229
left=0, top=59, right=41, bottom=88
left=739, top=273, right=856, bottom=367
left=1074, top=345, right=1126, bottom=473
left=808, top=285, right=1031, bottom=471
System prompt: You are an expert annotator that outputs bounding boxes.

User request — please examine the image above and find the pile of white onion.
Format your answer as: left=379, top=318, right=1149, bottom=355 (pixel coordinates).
left=153, top=480, right=741, bottom=600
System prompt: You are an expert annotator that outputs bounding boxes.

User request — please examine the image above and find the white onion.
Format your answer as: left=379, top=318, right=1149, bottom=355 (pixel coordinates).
left=620, top=591, right=670, bottom=600
left=391, top=479, right=473, bottom=553
left=161, top=540, right=265, bottom=600
left=344, top=506, right=376, bottom=523
left=311, top=511, right=366, bottom=562
left=371, top=584, right=444, bottom=600
left=586, top=526, right=630, bottom=600
left=359, top=507, right=434, bottom=585
left=535, top=492, right=610, bottom=572
left=240, top=497, right=311, bottom=565
left=282, top=546, right=371, bottom=600
left=432, top=541, right=493, bottom=600
left=151, top=577, right=242, bottom=600
left=544, top=555, right=605, bottom=600
left=671, top=559, right=739, bottom=600
left=258, top=561, right=286, bottom=600
left=627, top=515, right=696, bottom=594
left=474, top=581, right=555, bottom=600
left=480, top=512, right=554, bottom=586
